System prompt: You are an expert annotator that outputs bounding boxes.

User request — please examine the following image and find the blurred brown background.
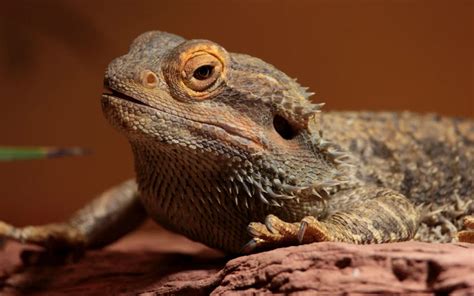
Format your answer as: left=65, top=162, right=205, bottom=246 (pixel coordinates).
left=0, top=0, right=472, bottom=226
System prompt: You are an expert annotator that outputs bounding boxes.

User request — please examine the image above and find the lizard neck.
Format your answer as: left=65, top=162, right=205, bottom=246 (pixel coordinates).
left=129, top=138, right=334, bottom=215
left=129, top=138, right=341, bottom=252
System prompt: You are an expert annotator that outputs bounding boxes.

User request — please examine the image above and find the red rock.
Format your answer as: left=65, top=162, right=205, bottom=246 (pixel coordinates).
left=1, top=228, right=473, bottom=295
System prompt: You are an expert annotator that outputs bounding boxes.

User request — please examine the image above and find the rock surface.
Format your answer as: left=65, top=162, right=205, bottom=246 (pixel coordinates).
left=1, top=228, right=473, bottom=295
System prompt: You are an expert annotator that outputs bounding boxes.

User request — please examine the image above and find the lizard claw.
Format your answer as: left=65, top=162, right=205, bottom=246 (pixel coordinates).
left=240, top=238, right=259, bottom=254
left=246, top=215, right=302, bottom=252
left=246, top=215, right=333, bottom=252
left=299, top=216, right=332, bottom=242
left=298, top=221, right=308, bottom=243
left=265, top=215, right=277, bottom=234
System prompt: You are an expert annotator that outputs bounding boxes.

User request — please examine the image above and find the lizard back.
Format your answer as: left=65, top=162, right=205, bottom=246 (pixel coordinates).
left=322, top=111, right=474, bottom=242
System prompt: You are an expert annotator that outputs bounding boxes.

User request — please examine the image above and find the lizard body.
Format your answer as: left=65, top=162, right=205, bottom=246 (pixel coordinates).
left=1, top=31, right=473, bottom=255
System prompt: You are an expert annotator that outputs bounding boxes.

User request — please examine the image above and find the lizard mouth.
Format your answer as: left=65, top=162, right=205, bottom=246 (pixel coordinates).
left=102, top=86, right=148, bottom=107
left=102, top=83, right=264, bottom=150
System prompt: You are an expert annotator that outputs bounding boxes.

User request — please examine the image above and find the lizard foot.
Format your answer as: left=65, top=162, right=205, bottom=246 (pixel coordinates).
left=458, top=216, right=474, bottom=243
left=0, top=220, right=86, bottom=264
left=242, top=214, right=332, bottom=253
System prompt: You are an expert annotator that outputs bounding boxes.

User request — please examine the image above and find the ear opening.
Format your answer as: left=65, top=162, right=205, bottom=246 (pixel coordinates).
left=273, top=115, right=299, bottom=140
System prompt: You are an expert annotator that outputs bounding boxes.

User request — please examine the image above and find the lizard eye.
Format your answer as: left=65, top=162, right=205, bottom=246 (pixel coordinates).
left=193, top=65, right=214, bottom=80
left=182, top=52, right=223, bottom=92
left=163, top=40, right=229, bottom=100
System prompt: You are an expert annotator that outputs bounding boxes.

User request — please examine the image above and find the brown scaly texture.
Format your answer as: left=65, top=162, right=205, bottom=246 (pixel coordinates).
left=0, top=31, right=473, bottom=256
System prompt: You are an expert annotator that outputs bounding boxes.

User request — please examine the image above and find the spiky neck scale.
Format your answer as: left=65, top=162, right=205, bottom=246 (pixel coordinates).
left=129, top=108, right=357, bottom=213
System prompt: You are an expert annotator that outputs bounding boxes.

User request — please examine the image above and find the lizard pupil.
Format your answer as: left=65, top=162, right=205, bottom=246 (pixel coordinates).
left=193, top=65, right=214, bottom=80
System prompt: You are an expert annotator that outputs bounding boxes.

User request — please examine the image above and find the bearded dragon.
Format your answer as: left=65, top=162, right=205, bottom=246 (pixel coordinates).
left=1, top=31, right=473, bottom=255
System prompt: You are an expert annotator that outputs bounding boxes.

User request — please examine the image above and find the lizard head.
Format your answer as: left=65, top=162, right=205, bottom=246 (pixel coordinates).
left=102, top=31, right=351, bottom=204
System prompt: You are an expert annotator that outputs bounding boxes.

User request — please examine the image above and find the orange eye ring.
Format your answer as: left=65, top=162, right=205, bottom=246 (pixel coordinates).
left=163, top=40, right=229, bottom=101
left=181, top=51, right=223, bottom=92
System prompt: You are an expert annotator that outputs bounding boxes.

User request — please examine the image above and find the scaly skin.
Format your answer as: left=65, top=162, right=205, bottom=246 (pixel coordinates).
left=1, top=31, right=473, bottom=257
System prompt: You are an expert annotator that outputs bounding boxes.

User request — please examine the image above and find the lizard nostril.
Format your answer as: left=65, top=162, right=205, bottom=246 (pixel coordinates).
left=142, top=70, right=158, bottom=88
